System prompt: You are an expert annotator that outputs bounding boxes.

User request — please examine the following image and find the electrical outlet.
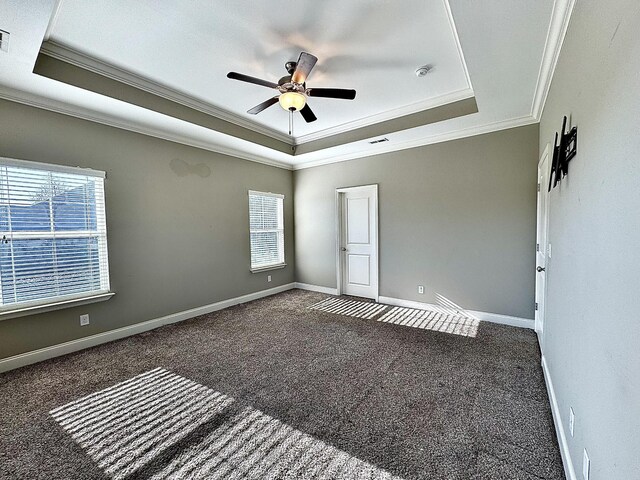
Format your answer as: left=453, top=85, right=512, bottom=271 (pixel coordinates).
left=267, top=275, right=272, bottom=282
left=80, top=314, right=90, bottom=326
left=582, top=449, right=590, bottom=480
left=569, top=407, right=575, bottom=437
left=418, top=285, right=424, bottom=294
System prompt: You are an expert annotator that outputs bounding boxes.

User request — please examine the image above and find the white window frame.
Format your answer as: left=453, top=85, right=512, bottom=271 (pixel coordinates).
left=0, top=157, right=113, bottom=320
left=248, top=190, right=286, bottom=273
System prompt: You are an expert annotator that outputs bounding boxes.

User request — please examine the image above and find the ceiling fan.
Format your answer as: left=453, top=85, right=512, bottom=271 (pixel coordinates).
left=227, top=52, right=356, bottom=125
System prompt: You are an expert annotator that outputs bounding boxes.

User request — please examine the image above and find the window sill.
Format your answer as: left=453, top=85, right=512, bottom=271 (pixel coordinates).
left=250, top=263, right=287, bottom=273
left=0, top=292, right=115, bottom=321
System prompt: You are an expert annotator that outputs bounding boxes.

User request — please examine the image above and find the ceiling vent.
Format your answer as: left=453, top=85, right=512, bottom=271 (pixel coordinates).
left=0, top=30, right=9, bottom=53
left=369, top=138, right=389, bottom=144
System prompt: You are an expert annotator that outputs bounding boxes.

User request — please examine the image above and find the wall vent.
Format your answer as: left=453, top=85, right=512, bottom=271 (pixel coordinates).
left=0, top=30, right=9, bottom=53
left=369, top=138, right=389, bottom=144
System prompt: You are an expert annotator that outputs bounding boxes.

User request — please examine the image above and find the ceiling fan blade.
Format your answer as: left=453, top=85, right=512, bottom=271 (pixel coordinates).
left=299, top=104, right=317, bottom=123
left=291, top=52, right=318, bottom=84
left=307, top=88, right=356, bottom=100
left=247, top=96, right=279, bottom=115
left=227, top=72, right=278, bottom=89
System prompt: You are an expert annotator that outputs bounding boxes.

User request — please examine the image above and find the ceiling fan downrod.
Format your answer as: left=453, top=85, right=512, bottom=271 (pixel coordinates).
left=288, top=108, right=294, bottom=136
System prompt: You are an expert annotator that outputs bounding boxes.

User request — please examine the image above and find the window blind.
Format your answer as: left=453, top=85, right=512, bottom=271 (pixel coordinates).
left=0, top=159, right=110, bottom=310
left=248, top=191, right=284, bottom=270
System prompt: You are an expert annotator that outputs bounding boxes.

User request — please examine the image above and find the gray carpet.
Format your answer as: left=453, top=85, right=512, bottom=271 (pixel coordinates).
left=0, top=289, right=564, bottom=479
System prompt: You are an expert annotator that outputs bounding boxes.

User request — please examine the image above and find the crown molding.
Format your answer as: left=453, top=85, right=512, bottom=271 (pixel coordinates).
left=291, top=115, right=537, bottom=170
left=443, top=0, right=474, bottom=91
left=40, top=41, right=293, bottom=144
left=294, top=88, right=474, bottom=145
left=42, top=40, right=474, bottom=149
left=294, top=0, right=473, bottom=145
left=43, top=0, right=63, bottom=42
left=531, top=0, right=576, bottom=120
left=0, top=87, right=293, bottom=170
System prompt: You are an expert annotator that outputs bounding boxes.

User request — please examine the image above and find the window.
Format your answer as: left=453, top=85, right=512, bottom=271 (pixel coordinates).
left=0, top=158, right=110, bottom=313
left=248, top=191, right=285, bottom=272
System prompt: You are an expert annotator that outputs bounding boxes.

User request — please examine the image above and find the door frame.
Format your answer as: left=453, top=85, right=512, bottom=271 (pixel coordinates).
left=535, top=144, right=551, bottom=340
left=335, top=184, right=379, bottom=302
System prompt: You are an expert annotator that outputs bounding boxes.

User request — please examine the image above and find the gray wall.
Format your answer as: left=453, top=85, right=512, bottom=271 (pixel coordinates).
left=539, top=1, right=640, bottom=478
left=0, top=99, right=294, bottom=359
left=294, top=124, right=539, bottom=319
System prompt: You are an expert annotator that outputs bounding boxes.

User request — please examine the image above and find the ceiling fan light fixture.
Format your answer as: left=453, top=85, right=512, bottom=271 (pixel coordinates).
left=279, top=91, right=306, bottom=111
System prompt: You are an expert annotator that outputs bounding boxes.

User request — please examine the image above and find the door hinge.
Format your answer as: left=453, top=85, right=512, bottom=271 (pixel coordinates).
left=535, top=302, right=539, bottom=311
left=536, top=243, right=540, bottom=252
left=537, top=183, right=541, bottom=192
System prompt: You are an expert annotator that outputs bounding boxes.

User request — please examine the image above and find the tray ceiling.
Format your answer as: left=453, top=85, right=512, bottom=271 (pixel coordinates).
left=0, top=0, right=566, bottom=169
left=44, top=0, right=473, bottom=141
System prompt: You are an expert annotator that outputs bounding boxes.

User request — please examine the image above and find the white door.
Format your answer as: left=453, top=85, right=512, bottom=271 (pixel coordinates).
left=535, top=145, right=551, bottom=338
left=337, top=185, right=378, bottom=300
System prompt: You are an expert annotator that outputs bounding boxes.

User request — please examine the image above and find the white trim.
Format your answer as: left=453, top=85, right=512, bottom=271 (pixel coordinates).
left=335, top=185, right=379, bottom=302
left=0, top=283, right=295, bottom=373
left=43, top=0, right=63, bottom=42
left=40, top=41, right=475, bottom=148
left=0, top=88, right=294, bottom=171
left=466, top=309, right=535, bottom=330
left=295, top=282, right=339, bottom=295
left=292, top=115, right=538, bottom=170
left=541, top=355, right=578, bottom=480
left=292, top=0, right=474, bottom=145
left=250, top=263, right=286, bottom=273
left=0, top=156, right=105, bottom=178
left=378, top=295, right=535, bottom=329
left=0, top=292, right=114, bottom=321
left=443, top=0, right=474, bottom=91
left=39, top=42, right=292, bottom=144
left=294, top=89, right=474, bottom=145
left=531, top=0, right=576, bottom=120
left=535, top=143, right=551, bottom=340
left=247, top=190, right=284, bottom=199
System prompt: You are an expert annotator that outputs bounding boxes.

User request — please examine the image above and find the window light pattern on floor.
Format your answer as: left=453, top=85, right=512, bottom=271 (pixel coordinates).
left=50, top=368, right=403, bottom=480
left=309, top=296, right=479, bottom=337
left=308, top=297, right=387, bottom=319
left=377, top=306, right=479, bottom=337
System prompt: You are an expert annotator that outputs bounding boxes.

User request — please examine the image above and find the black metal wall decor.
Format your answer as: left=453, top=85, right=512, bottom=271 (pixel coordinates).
left=548, top=116, right=578, bottom=191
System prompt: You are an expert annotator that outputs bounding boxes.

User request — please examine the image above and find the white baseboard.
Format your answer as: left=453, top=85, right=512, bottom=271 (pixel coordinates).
left=467, top=309, right=535, bottom=329
left=295, top=282, right=338, bottom=295
left=541, top=355, right=577, bottom=480
left=378, top=295, right=535, bottom=330
left=0, top=282, right=296, bottom=374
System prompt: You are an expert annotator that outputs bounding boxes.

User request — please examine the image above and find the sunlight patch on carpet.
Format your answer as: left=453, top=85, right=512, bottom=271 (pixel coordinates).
left=309, top=297, right=479, bottom=337
left=308, top=297, right=387, bottom=319
left=377, top=306, right=479, bottom=337
left=50, top=368, right=403, bottom=479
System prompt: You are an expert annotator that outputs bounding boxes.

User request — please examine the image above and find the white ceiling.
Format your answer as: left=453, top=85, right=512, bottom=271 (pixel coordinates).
left=0, top=0, right=568, bottom=169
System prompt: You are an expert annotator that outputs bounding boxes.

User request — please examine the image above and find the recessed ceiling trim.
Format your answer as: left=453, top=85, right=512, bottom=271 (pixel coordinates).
left=294, top=96, right=478, bottom=155
left=43, top=0, right=63, bottom=42
left=292, top=115, right=537, bottom=170
left=443, top=0, right=474, bottom=91
left=40, top=36, right=475, bottom=147
left=294, top=87, right=474, bottom=145
left=40, top=41, right=292, bottom=144
left=0, top=87, right=294, bottom=171
left=34, top=51, right=293, bottom=154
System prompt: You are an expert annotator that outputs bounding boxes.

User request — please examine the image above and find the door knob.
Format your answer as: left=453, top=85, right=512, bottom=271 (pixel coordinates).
left=536, top=266, right=545, bottom=272
left=341, top=247, right=347, bottom=251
